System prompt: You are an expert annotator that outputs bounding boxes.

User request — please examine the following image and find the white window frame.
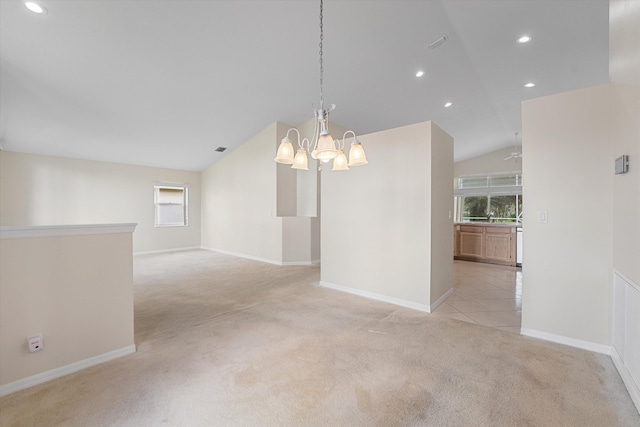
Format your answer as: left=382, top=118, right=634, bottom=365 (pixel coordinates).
left=154, top=183, right=189, bottom=227
left=454, top=173, right=523, bottom=223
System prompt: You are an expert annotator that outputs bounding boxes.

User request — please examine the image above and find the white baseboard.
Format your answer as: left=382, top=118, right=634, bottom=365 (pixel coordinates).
left=520, top=328, right=611, bottom=355
left=281, top=260, right=320, bottom=266
left=319, top=281, right=431, bottom=313
left=0, top=345, right=136, bottom=397
left=430, top=288, right=454, bottom=312
left=202, top=247, right=317, bottom=266
left=611, top=347, right=640, bottom=414
left=134, top=246, right=201, bottom=256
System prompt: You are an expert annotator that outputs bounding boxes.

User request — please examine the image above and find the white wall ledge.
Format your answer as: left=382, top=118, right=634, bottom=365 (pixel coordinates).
left=0, top=223, right=137, bottom=239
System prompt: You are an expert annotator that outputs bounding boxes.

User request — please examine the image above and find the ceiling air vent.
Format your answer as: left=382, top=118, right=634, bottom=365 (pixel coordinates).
left=214, top=147, right=227, bottom=152
left=428, top=34, right=448, bottom=50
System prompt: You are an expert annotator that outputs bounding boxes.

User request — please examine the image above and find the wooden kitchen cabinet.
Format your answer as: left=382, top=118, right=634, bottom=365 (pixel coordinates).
left=458, top=225, right=484, bottom=259
left=453, top=223, right=518, bottom=266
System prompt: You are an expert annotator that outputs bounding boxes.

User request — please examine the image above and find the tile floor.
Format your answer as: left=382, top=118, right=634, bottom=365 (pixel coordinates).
left=430, top=260, right=522, bottom=333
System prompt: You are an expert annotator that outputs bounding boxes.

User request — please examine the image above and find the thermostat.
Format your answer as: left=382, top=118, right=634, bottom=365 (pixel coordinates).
left=615, top=155, right=629, bottom=175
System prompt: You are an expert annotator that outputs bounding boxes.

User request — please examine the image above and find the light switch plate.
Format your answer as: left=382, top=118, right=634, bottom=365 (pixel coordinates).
left=538, top=211, right=548, bottom=223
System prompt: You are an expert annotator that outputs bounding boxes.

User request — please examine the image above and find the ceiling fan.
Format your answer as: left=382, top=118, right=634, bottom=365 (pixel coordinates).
left=504, top=132, right=523, bottom=161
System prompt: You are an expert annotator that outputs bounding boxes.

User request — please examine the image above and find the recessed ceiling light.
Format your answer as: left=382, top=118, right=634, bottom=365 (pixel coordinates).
left=25, top=1, right=47, bottom=14
left=517, top=35, right=532, bottom=43
left=444, top=102, right=453, bottom=108
left=416, top=70, right=425, bottom=78
left=524, top=82, right=536, bottom=88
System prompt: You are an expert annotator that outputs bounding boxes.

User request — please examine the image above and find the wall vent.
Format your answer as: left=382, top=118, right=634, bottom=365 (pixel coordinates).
left=428, top=34, right=448, bottom=50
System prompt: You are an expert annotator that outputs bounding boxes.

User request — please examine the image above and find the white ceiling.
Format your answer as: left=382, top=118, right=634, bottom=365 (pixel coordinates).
left=0, top=0, right=610, bottom=172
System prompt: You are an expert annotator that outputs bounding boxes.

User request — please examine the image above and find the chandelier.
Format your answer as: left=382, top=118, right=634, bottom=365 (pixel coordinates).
left=274, top=0, right=368, bottom=171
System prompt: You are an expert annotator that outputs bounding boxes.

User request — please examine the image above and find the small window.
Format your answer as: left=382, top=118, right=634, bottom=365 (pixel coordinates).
left=154, top=184, right=188, bottom=227
left=490, top=174, right=519, bottom=187
left=457, top=173, right=522, bottom=189
left=454, top=174, right=523, bottom=223
left=459, top=176, right=489, bottom=189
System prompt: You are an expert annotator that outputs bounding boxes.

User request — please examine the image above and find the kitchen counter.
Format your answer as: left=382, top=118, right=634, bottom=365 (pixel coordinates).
left=454, top=222, right=522, bottom=228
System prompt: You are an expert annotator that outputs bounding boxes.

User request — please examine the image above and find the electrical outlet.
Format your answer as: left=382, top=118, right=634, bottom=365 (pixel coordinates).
left=27, top=334, right=43, bottom=352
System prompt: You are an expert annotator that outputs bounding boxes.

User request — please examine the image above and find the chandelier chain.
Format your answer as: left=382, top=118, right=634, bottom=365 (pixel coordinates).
left=319, top=0, right=324, bottom=110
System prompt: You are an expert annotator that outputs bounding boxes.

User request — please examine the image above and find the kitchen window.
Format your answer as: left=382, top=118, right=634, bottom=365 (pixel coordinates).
left=454, top=174, right=523, bottom=223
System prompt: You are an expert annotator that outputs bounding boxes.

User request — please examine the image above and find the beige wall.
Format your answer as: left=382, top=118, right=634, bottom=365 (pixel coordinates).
left=454, top=146, right=523, bottom=178
left=201, top=122, right=284, bottom=263
left=201, top=120, right=340, bottom=265
left=294, top=117, right=320, bottom=218
left=521, top=84, right=613, bottom=348
left=0, top=151, right=201, bottom=253
left=276, top=124, right=298, bottom=218
left=609, top=1, right=640, bottom=408
left=610, top=0, right=640, bottom=285
left=201, top=121, right=319, bottom=265
left=0, top=225, right=135, bottom=392
left=430, top=124, right=455, bottom=304
left=320, top=121, right=453, bottom=310
left=520, top=0, right=640, bottom=352
left=282, top=217, right=314, bottom=264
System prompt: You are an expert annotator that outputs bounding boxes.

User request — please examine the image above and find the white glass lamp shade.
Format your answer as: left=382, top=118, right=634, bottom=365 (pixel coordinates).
left=292, top=149, right=309, bottom=170
left=348, top=138, right=368, bottom=166
left=25, top=2, right=47, bottom=13
left=274, top=137, right=294, bottom=164
left=314, top=132, right=338, bottom=161
left=332, top=150, right=349, bottom=171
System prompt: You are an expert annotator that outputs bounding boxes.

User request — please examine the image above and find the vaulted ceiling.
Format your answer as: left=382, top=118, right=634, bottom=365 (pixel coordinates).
left=0, top=0, right=609, bottom=171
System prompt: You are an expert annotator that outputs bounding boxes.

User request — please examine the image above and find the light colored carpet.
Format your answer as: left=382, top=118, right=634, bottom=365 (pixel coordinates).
left=1, top=250, right=638, bottom=426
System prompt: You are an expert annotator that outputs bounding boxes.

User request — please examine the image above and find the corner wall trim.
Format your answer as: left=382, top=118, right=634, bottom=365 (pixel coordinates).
left=520, top=328, right=611, bottom=355
left=319, top=281, right=431, bottom=313
left=0, top=345, right=136, bottom=397
left=430, top=288, right=454, bottom=312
